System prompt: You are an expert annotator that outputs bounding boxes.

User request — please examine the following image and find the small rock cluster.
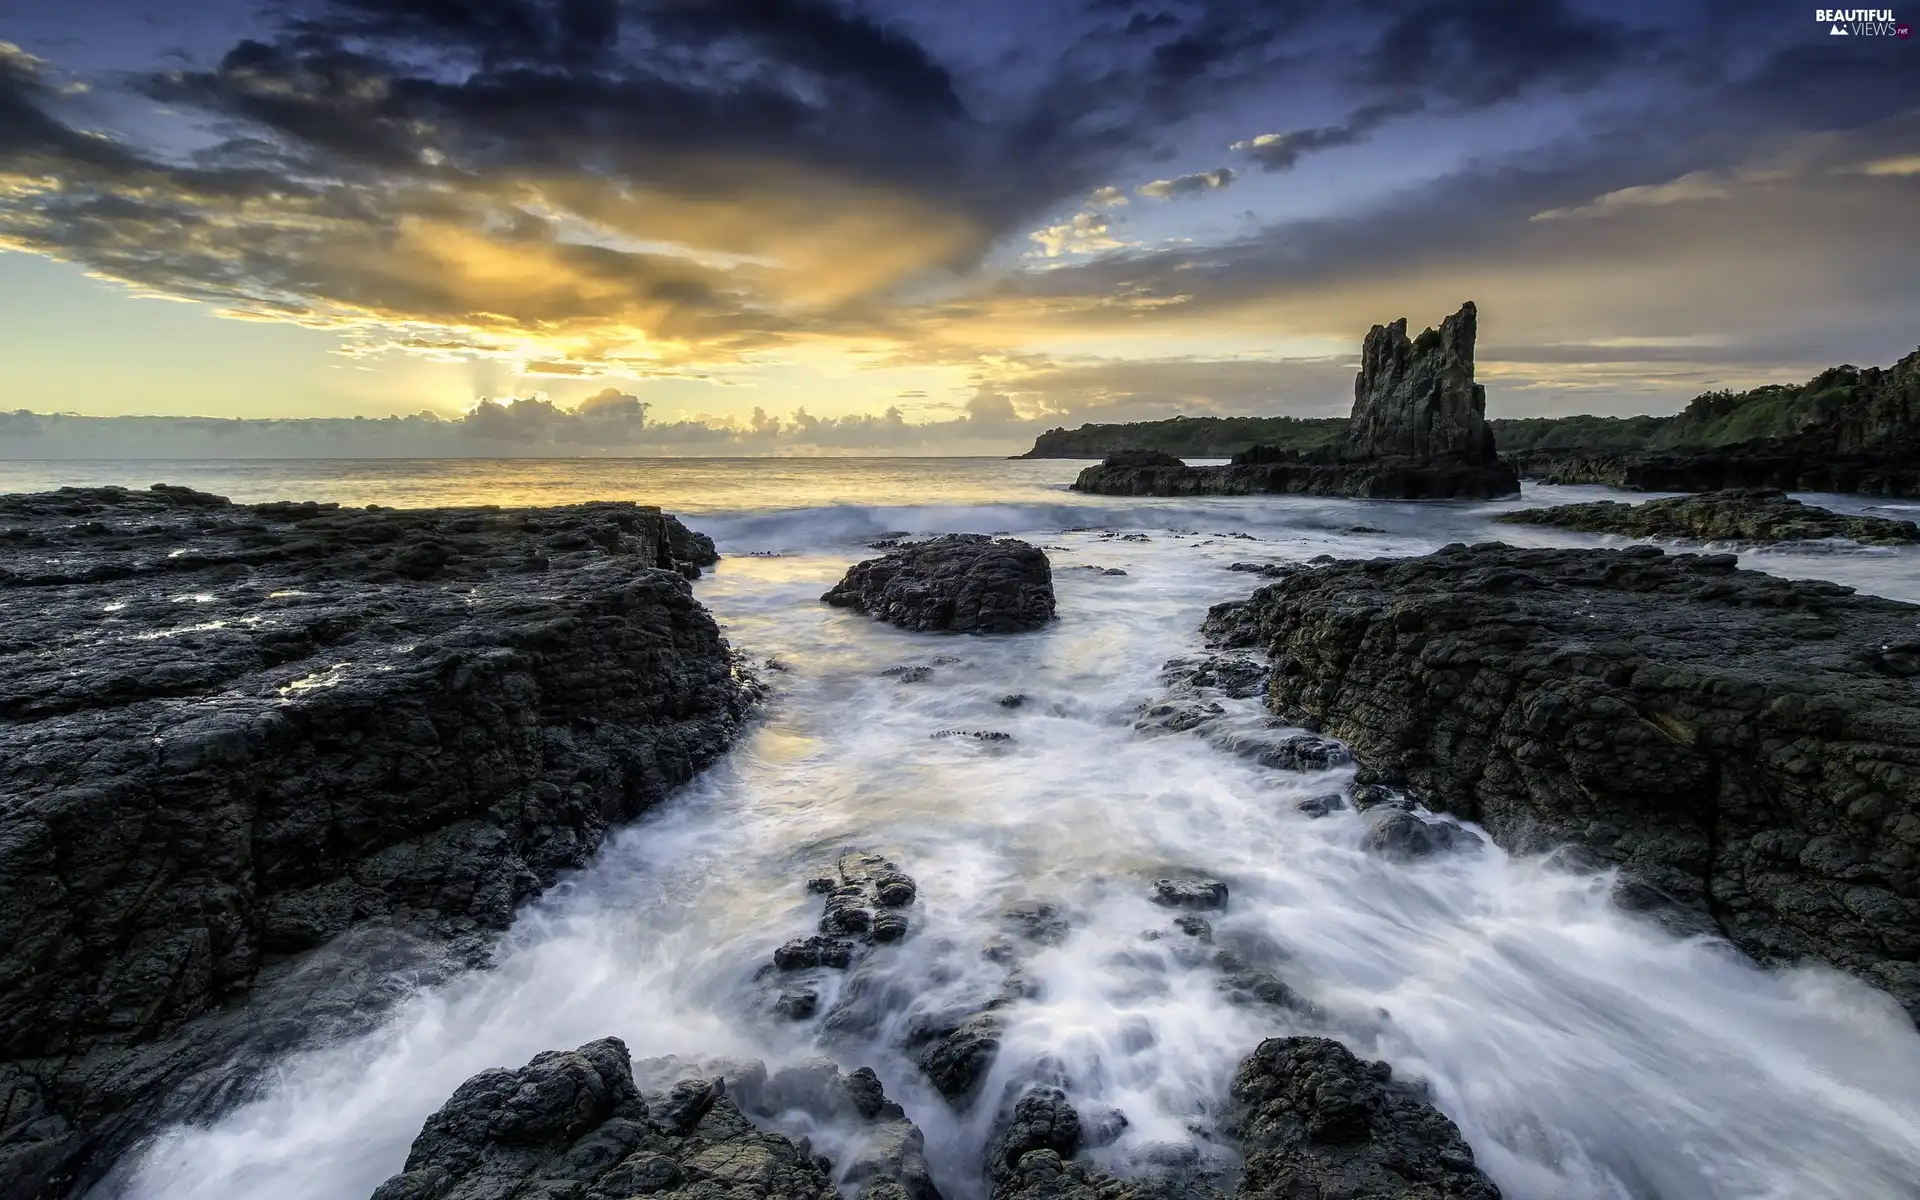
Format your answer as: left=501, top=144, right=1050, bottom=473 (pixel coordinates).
left=769, top=853, right=920, bottom=1019
left=369, top=1039, right=946, bottom=1200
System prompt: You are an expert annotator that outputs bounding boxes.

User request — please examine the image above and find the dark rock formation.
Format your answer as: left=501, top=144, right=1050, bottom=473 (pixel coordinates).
left=1238, top=543, right=1920, bottom=1019
left=1070, top=452, right=1517, bottom=502
left=1015, top=416, right=1347, bottom=461
left=823, top=536, right=1056, bottom=633
left=1496, top=488, right=1920, bottom=544
left=910, top=899, right=1083, bottom=1107
left=1231, top=1037, right=1501, bottom=1199
left=374, top=1047, right=944, bottom=1200
left=1504, top=445, right=1920, bottom=496
left=727, top=1060, right=943, bottom=1200
left=1343, top=302, right=1497, bottom=464
left=1361, top=810, right=1484, bottom=861
left=915, top=1012, right=1005, bottom=1104
left=770, top=854, right=920, bottom=1008
left=367, top=1038, right=900, bottom=1200
left=0, top=485, right=751, bottom=1198
left=1150, top=879, right=1229, bottom=911
left=1074, top=305, right=1518, bottom=501
left=988, top=1038, right=1489, bottom=1200
left=1102, top=449, right=1187, bottom=469
left=986, top=1088, right=1152, bottom=1200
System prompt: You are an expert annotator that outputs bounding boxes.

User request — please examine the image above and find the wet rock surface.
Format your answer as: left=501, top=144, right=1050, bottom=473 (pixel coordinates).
left=987, top=1088, right=1153, bottom=1200
left=771, top=854, right=920, bottom=1002
left=1239, top=542, right=1920, bottom=1019
left=1074, top=305, right=1517, bottom=501
left=1496, top=487, right=1920, bottom=544
left=1231, top=1037, right=1501, bottom=1200
left=0, top=485, right=750, bottom=1197
left=823, top=535, right=1055, bottom=633
left=1151, top=879, right=1230, bottom=911
left=1342, top=301, right=1498, bottom=465
left=366, top=1038, right=823, bottom=1200
left=726, top=1061, right=942, bottom=1200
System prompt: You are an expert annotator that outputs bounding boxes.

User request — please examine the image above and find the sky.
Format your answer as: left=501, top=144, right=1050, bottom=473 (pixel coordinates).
left=0, top=0, right=1917, bottom=454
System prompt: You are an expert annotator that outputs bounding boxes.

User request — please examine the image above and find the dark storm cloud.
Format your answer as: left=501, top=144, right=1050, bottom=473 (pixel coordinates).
left=1231, top=98, right=1423, bottom=172
left=4, top=0, right=1919, bottom=400
left=1358, top=0, right=1644, bottom=109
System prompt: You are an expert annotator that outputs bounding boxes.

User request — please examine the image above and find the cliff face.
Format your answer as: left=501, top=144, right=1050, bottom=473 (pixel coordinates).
left=1239, top=544, right=1920, bottom=1022
left=0, top=486, right=754, bottom=1198
left=1343, top=302, right=1498, bottom=464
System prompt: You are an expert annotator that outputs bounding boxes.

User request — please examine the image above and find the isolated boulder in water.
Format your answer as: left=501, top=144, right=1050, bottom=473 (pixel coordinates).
left=369, top=1037, right=839, bottom=1200
left=1232, top=1036, right=1502, bottom=1199
left=1344, top=301, right=1498, bottom=464
left=823, top=534, right=1056, bottom=633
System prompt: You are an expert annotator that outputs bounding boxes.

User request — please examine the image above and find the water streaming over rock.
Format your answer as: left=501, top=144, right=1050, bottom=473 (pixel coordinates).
left=10, top=460, right=1914, bottom=1200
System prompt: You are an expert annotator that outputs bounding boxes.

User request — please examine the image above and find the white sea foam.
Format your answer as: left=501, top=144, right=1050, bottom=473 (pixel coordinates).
left=109, top=477, right=1920, bottom=1200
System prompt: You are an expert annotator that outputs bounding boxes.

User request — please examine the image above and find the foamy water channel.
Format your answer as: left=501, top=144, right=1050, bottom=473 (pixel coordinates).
left=79, top=479, right=1920, bottom=1200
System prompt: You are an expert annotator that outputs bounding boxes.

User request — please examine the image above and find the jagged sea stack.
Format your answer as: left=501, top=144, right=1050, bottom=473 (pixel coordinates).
left=1345, top=301, right=1498, bottom=464
left=1073, top=303, right=1519, bottom=499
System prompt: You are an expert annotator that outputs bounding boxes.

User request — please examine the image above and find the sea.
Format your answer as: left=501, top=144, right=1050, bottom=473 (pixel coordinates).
left=6, top=458, right=1920, bottom=1200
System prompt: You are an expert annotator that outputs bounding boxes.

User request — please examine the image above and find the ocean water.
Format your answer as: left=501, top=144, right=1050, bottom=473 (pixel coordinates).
left=8, top=459, right=1920, bottom=1199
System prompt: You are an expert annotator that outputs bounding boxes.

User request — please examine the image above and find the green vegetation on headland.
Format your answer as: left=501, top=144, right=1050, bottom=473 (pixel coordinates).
left=1020, top=349, right=1920, bottom=460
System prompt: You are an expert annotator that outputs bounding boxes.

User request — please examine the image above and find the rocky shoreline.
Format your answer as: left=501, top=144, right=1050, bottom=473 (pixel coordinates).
left=1496, top=488, right=1920, bottom=544
left=1074, top=304, right=1519, bottom=501
left=368, top=1032, right=1503, bottom=1200
left=6, top=482, right=1917, bottom=1198
left=1506, top=445, right=1920, bottom=496
left=0, top=485, right=756, bottom=1198
left=1223, top=542, right=1920, bottom=1021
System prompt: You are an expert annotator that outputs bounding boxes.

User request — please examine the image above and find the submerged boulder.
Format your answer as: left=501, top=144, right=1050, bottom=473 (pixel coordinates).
left=823, top=535, right=1056, bottom=633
